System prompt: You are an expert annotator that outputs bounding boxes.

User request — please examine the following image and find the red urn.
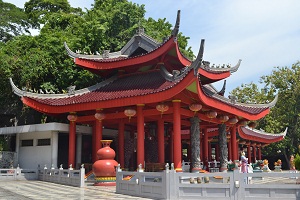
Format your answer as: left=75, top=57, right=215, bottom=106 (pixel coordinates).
left=92, top=140, right=118, bottom=186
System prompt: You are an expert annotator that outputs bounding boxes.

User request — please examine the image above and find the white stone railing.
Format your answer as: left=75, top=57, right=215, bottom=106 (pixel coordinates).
left=0, top=167, right=38, bottom=180
left=38, top=165, right=85, bottom=187
left=116, top=165, right=300, bottom=200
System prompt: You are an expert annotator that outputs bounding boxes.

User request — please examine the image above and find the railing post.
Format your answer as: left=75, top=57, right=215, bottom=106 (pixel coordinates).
left=164, top=163, right=169, bottom=200
left=43, top=165, right=47, bottom=181
left=16, top=165, right=21, bottom=180
left=80, top=164, right=85, bottom=187
left=168, top=163, right=176, bottom=200
left=232, top=168, right=241, bottom=200
left=68, top=164, right=73, bottom=177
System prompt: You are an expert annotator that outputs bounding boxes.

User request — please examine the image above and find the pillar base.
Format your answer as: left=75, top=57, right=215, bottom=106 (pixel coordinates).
left=175, top=168, right=183, bottom=172
left=94, top=176, right=116, bottom=186
left=191, top=167, right=202, bottom=173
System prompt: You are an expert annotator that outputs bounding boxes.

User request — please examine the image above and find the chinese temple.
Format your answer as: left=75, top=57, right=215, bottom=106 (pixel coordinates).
left=10, top=10, right=286, bottom=172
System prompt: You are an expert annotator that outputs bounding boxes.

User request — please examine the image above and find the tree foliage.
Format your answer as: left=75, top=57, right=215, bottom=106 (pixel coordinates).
left=0, top=0, right=31, bottom=42
left=0, top=0, right=194, bottom=125
left=230, top=62, right=300, bottom=165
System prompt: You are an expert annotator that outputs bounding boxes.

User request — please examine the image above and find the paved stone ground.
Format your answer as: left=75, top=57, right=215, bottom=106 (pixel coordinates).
left=0, top=180, right=156, bottom=200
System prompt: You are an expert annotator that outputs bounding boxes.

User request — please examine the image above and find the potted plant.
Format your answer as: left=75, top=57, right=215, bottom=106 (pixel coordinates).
left=294, top=154, right=300, bottom=170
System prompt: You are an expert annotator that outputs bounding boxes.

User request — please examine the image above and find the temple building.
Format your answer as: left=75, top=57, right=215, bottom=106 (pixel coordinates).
left=8, top=10, right=286, bottom=171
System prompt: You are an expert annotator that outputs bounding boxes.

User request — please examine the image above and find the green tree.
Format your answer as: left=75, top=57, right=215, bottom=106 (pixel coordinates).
left=0, top=0, right=194, bottom=126
left=24, top=0, right=77, bottom=29
left=0, top=0, right=31, bottom=42
left=230, top=61, right=300, bottom=166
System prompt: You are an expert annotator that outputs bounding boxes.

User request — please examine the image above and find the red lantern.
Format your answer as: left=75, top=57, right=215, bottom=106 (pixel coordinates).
left=228, top=117, right=238, bottom=125
left=248, top=121, right=257, bottom=128
left=217, top=115, right=229, bottom=123
left=189, top=103, right=202, bottom=112
left=67, top=112, right=77, bottom=122
left=256, top=143, right=261, bottom=147
left=238, top=119, right=248, bottom=126
left=156, top=103, right=169, bottom=116
left=95, top=111, right=105, bottom=121
left=124, top=108, right=136, bottom=121
left=206, top=111, right=217, bottom=119
left=239, top=140, right=246, bottom=144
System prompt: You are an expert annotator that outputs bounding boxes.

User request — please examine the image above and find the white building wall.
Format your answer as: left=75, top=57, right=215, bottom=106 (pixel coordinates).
left=18, top=131, right=52, bottom=169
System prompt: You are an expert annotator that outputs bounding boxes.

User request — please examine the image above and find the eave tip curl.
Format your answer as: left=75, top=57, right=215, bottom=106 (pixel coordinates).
left=171, top=10, right=181, bottom=37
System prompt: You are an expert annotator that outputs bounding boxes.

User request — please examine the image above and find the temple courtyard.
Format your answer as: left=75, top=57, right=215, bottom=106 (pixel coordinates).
left=0, top=174, right=298, bottom=200
left=0, top=180, right=154, bottom=200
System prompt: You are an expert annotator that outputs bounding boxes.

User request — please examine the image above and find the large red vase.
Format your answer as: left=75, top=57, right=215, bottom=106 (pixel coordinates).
left=92, top=140, right=118, bottom=186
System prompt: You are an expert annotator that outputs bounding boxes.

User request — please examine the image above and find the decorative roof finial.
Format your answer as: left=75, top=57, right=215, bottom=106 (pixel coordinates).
left=191, top=39, right=205, bottom=75
left=136, top=20, right=144, bottom=35
left=171, top=10, right=181, bottom=37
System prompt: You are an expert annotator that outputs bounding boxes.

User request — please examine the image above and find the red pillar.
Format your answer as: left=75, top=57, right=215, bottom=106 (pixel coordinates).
left=68, top=120, right=76, bottom=167
left=118, top=119, right=125, bottom=168
left=200, top=131, right=203, bottom=161
left=228, top=141, right=232, bottom=161
left=92, top=124, right=96, bottom=163
left=253, top=145, right=257, bottom=162
left=95, top=120, right=103, bottom=152
left=230, top=126, right=237, bottom=161
left=203, top=128, right=208, bottom=162
left=247, top=145, right=251, bottom=164
left=208, top=142, right=212, bottom=161
left=169, top=131, right=173, bottom=163
left=258, top=147, right=262, bottom=160
left=237, top=141, right=239, bottom=160
left=137, top=104, right=145, bottom=169
left=172, top=100, right=182, bottom=171
left=157, top=118, right=165, bottom=163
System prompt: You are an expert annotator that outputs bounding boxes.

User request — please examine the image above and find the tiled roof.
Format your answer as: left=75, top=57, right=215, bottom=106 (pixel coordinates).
left=24, top=70, right=184, bottom=106
left=238, top=126, right=286, bottom=143
left=201, top=82, right=278, bottom=115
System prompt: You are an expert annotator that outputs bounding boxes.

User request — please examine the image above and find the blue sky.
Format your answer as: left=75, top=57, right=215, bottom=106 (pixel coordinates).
left=6, top=0, right=300, bottom=95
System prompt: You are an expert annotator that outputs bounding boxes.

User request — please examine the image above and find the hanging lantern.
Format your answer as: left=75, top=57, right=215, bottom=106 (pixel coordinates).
left=248, top=121, right=257, bottom=129
left=238, top=119, right=248, bottom=126
left=239, top=140, right=246, bottom=145
left=124, top=108, right=136, bottom=121
left=67, top=112, right=77, bottom=122
left=156, top=103, right=169, bottom=116
left=217, top=115, right=229, bottom=123
left=189, top=103, right=202, bottom=113
left=206, top=110, right=217, bottom=119
left=228, top=117, right=238, bottom=124
left=95, top=111, right=105, bottom=121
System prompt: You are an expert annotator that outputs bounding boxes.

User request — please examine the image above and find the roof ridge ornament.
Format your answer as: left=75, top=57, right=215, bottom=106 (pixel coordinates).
left=159, top=64, right=191, bottom=81
left=217, top=80, right=226, bottom=96
left=171, top=10, right=181, bottom=38
left=136, top=20, right=145, bottom=35
left=191, top=39, right=205, bottom=76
